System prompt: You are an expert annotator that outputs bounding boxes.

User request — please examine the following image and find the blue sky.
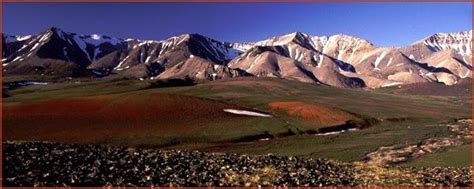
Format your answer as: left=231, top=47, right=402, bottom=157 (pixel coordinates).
left=3, top=2, right=472, bottom=47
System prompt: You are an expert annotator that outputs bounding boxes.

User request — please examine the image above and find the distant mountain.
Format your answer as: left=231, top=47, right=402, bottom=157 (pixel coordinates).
left=402, top=30, right=472, bottom=60
left=228, top=33, right=364, bottom=88
left=400, top=30, right=472, bottom=84
left=89, top=33, right=242, bottom=79
left=229, top=31, right=471, bottom=87
left=2, top=27, right=125, bottom=77
left=2, top=27, right=471, bottom=88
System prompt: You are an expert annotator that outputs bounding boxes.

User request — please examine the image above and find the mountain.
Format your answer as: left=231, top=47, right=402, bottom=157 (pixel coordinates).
left=2, top=27, right=471, bottom=88
left=399, top=30, right=472, bottom=84
left=228, top=33, right=365, bottom=87
left=89, top=33, right=242, bottom=79
left=230, top=31, right=468, bottom=88
left=2, top=27, right=125, bottom=77
left=402, top=30, right=472, bottom=60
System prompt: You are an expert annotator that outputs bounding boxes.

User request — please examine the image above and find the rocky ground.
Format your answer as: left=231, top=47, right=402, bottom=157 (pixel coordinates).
left=353, top=163, right=471, bottom=186
left=350, top=119, right=472, bottom=186
left=3, top=141, right=354, bottom=187
left=362, top=119, right=472, bottom=166
left=3, top=141, right=472, bottom=187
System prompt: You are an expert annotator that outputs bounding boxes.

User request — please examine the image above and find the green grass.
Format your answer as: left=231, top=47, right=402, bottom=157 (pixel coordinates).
left=95, top=116, right=294, bottom=147
left=3, top=76, right=149, bottom=103
left=189, top=119, right=455, bottom=162
left=399, top=144, right=472, bottom=168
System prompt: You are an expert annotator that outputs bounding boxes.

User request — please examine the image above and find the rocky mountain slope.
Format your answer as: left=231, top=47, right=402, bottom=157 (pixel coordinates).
left=2, top=27, right=471, bottom=88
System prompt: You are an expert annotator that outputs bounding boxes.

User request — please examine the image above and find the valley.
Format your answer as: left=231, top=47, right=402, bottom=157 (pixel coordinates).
left=3, top=77, right=471, bottom=167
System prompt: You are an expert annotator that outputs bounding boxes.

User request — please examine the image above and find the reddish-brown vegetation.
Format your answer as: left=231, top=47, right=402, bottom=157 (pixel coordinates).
left=4, top=93, right=255, bottom=143
left=269, top=101, right=353, bottom=126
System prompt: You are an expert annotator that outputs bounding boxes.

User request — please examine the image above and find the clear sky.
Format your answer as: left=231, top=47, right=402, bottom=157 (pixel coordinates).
left=3, top=2, right=472, bottom=47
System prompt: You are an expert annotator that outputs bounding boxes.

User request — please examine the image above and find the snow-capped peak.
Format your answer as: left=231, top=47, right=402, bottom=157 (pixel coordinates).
left=91, top=34, right=101, bottom=40
left=80, top=34, right=122, bottom=46
left=230, top=32, right=374, bottom=54
left=415, top=30, right=472, bottom=56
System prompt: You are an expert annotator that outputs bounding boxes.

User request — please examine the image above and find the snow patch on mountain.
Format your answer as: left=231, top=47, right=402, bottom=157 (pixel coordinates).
left=82, top=34, right=122, bottom=46
left=4, top=35, right=32, bottom=43
left=373, top=51, right=387, bottom=70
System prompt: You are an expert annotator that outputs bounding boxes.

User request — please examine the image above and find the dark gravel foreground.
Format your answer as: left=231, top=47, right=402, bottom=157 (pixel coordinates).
left=4, top=141, right=354, bottom=187
left=3, top=141, right=472, bottom=187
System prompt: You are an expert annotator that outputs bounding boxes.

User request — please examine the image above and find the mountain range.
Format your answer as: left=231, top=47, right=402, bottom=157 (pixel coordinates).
left=2, top=27, right=472, bottom=88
